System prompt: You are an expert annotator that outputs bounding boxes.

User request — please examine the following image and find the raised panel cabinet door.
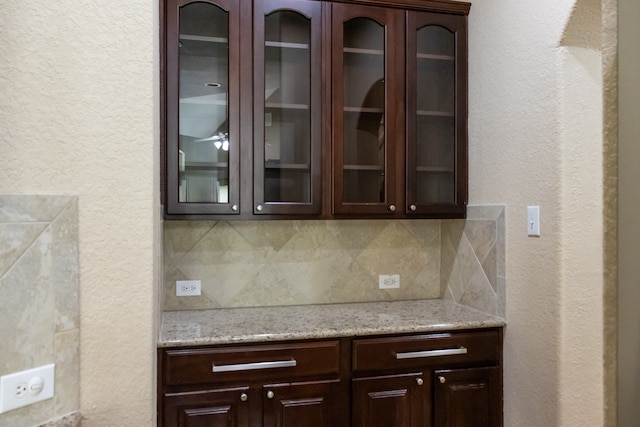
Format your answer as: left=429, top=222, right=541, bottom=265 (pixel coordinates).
left=331, top=3, right=404, bottom=216
left=166, top=0, right=241, bottom=215
left=262, top=379, right=346, bottom=427
left=163, top=386, right=251, bottom=427
left=405, top=11, right=467, bottom=218
left=433, top=366, right=502, bottom=427
left=352, top=373, right=429, bottom=427
left=253, top=0, right=323, bottom=215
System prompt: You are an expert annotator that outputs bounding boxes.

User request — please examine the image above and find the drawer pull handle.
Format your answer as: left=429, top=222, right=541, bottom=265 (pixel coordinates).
left=212, top=359, right=297, bottom=373
left=395, top=347, right=468, bottom=360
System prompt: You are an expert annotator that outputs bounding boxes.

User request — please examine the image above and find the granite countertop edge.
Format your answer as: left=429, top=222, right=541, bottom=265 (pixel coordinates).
left=158, top=299, right=506, bottom=348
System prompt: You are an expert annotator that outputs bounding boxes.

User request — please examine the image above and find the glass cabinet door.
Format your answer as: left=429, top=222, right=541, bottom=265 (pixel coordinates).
left=406, top=12, right=467, bottom=216
left=332, top=4, right=403, bottom=216
left=253, top=0, right=322, bottom=215
left=166, top=0, right=240, bottom=215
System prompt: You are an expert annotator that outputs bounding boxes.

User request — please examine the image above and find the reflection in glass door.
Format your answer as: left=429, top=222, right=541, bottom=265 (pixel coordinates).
left=254, top=0, right=321, bottom=215
left=178, top=2, right=231, bottom=204
left=263, top=10, right=312, bottom=204
left=414, top=25, right=456, bottom=205
left=342, top=18, right=386, bottom=204
left=332, top=4, right=401, bottom=216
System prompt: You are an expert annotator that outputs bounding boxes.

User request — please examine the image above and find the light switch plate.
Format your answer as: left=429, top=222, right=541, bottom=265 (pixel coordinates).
left=527, top=206, right=540, bottom=236
left=0, top=364, right=55, bottom=414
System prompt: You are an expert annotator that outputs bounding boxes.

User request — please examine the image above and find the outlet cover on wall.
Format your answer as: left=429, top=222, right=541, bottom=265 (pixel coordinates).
left=379, top=274, right=400, bottom=289
left=176, top=280, right=201, bottom=296
left=0, top=364, right=55, bottom=414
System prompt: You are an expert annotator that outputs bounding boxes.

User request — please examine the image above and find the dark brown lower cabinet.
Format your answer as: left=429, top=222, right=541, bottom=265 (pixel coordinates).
left=163, top=380, right=342, bottom=427
left=164, top=386, right=251, bottom=427
left=352, top=372, right=428, bottom=427
left=159, top=340, right=347, bottom=427
left=159, top=329, right=503, bottom=427
left=263, top=380, right=342, bottom=427
left=433, top=367, right=501, bottom=427
left=351, top=368, right=501, bottom=427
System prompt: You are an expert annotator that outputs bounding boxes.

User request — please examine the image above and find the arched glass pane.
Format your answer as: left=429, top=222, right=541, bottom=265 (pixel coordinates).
left=342, top=18, right=385, bottom=203
left=415, top=25, right=455, bottom=204
left=178, top=2, right=230, bottom=203
left=263, top=11, right=312, bottom=203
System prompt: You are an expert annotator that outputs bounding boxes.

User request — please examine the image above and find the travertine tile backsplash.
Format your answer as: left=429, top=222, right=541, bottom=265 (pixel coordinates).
left=163, top=220, right=442, bottom=309
left=442, top=205, right=506, bottom=318
left=163, top=205, right=505, bottom=317
left=0, top=195, right=80, bottom=427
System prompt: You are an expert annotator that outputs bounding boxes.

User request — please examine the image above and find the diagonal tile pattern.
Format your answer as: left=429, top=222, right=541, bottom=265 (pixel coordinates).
left=164, top=219, right=442, bottom=309
left=0, top=223, right=48, bottom=278
left=441, top=205, right=506, bottom=317
left=0, top=195, right=80, bottom=427
left=163, top=205, right=505, bottom=316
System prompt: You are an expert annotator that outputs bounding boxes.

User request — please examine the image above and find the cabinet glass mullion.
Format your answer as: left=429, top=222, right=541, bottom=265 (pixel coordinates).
left=254, top=0, right=322, bottom=215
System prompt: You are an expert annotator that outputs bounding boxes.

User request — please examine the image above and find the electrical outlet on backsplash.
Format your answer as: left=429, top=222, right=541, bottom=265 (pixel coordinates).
left=161, top=205, right=505, bottom=318
left=0, top=195, right=81, bottom=427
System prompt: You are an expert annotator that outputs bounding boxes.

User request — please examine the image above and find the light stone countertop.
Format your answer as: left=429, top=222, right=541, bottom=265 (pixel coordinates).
left=159, top=299, right=506, bottom=347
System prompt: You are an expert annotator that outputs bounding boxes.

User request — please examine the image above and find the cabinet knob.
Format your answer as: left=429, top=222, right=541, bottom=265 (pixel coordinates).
left=240, top=393, right=248, bottom=402
left=416, top=378, right=424, bottom=386
left=410, top=204, right=417, bottom=211
left=267, top=390, right=274, bottom=399
left=231, top=204, right=238, bottom=212
left=438, top=376, right=446, bottom=384
left=256, top=204, right=263, bottom=212
left=389, top=204, right=396, bottom=212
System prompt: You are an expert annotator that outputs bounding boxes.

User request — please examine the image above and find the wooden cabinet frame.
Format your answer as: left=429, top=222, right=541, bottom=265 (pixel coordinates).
left=161, top=0, right=470, bottom=220
left=158, top=328, right=502, bottom=427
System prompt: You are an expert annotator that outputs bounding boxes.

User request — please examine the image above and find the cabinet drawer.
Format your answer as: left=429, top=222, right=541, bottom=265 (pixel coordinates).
left=352, top=330, right=500, bottom=373
left=163, top=340, right=340, bottom=386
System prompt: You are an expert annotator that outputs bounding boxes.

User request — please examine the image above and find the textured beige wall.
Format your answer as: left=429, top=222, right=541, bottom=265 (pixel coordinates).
left=0, top=0, right=615, bottom=425
left=468, top=0, right=607, bottom=425
left=558, top=44, right=604, bottom=427
left=0, top=1, right=159, bottom=426
left=617, top=0, right=640, bottom=423
left=602, top=1, right=618, bottom=425
left=558, top=3, right=605, bottom=424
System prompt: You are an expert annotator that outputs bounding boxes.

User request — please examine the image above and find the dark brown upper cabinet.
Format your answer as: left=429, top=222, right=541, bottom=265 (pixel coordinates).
left=162, top=0, right=470, bottom=220
left=332, top=7, right=468, bottom=218
left=164, top=0, right=323, bottom=219
left=165, top=0, right=242, bottom=216
left=331, top=4, right=404, bottom=216
left=405, top=12, right=468, bottom=218
left=253, top=0, right=323, bottom=216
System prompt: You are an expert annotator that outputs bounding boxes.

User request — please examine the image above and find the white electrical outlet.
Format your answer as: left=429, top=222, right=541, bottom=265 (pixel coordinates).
left=0, top=364, right=55, bottom=414
left=379, top=274, right=400, bottom=289
left=176, top=280, right=201, bottom=296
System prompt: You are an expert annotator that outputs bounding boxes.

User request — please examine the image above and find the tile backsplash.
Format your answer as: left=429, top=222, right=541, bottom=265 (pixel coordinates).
left=163, top=205, right=505, bottom=317
left=163, top=219, right=442, bottom=309
left=0, top=195, right=80, bottom=427
left=442, top=205, right=506, bottom=318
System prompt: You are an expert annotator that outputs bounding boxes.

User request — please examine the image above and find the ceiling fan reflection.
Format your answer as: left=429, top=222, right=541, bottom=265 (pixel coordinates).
left=194, top=132, right=229, bottom=151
